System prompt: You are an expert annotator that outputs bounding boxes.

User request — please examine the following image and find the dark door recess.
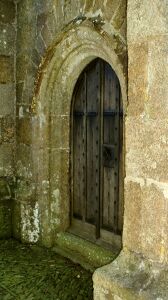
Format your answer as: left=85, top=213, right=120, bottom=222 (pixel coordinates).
left=70, top=58, right=123, bottom=248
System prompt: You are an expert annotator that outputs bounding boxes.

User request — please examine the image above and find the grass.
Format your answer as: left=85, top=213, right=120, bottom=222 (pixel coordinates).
left=0, top=239, right=93, bottom=300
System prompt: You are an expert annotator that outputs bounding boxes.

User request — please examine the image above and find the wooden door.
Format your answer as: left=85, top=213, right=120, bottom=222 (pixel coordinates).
left=70, top=58, right=123, bottom=247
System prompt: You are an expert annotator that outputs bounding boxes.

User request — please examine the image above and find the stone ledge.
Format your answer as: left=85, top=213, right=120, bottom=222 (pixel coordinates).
left=53, top=232, right=117, bottom=271
left=93, top=250, right=168, bottom=300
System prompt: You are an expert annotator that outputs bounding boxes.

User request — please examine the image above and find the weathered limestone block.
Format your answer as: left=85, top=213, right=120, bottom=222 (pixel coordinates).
left=0, top=56, right=14, bottom=84
left=127, top=42, right=148, bottom=116
left=13, top=200, right=40, bottom=244
left=93, top=251, right=168, bottom=300
left=0, top=116, right=15, bottom=144
left=16, top=53, right=33, bottom=84
left=16, top=117, right=32, bottom=145
left=49, top=148, right=70, bottom=231
left=128, top=38, right=168, bottom=119
left=16, top=83, right=24, bottom=104
left=15, top=179, right=36, bottom=203
left=50, top=115, right=69, bottom=148
left=145, top=37, right=168, bottom=120
left=41, top=24, right=53, bottom=47
left=87, top=0, right=119, bottom=22
left=124, top=180, right=168, bottom=264
left=127, top=0, right=168, bottom=42
left=16, top=144, right=34, bottom=179
left=0, top=0, right=15, bottom=24
left=0, top=84, right=15, bottom=115
left=0, top=144, right=14, bottom=177
left=125, top=118, right=168, bottom=182
left=35, top=35, right=47, bottom=58
left=12, top=200, right=40, bottom=244
left=31, top=48, right=41, bottom=67
left=111, top=0, right=126, bottom=32
left=0, top=24, right=15, bottom=56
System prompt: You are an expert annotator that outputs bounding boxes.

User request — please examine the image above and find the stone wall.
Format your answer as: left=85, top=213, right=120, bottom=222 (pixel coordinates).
left=93, top=1, right=168, bottom=299
left=0, top=0, right=168, bottom=299
left=125, top=0, right=168, bottom=267
left=14, top=0, right=127, bottom=244
left=0, top=0, right=16, bottom=238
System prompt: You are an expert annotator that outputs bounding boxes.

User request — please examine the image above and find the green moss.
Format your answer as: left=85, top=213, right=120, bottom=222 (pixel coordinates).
left=55, top=232, right=117, bottom=270
left=0, top=239, right=93, bottom=299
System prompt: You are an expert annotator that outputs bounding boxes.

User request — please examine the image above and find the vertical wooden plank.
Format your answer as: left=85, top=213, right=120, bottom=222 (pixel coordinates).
left=113, top=78, right=120, bottom=233
left=73, top=74, right=86, bottom=220
left=86, top=60, right=100, bottom=226
left=102, top=63, right=115, bottom=230
left=118, top=91, right=124, bottom=233
left=99, top=60, right=104, bottom=233
left=102, top=62, right=120, bottom=232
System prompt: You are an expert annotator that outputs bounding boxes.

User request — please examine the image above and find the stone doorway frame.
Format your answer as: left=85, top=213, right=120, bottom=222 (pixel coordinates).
left=32, top=20, right=127, bottom=248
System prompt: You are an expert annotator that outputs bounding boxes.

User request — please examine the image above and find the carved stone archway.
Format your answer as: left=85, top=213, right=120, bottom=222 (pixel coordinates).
left=32, top=20, right=127, bottom=248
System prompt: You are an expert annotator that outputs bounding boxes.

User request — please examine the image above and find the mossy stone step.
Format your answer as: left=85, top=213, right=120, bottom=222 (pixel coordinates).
left=54, top=232, right=117, bottom=271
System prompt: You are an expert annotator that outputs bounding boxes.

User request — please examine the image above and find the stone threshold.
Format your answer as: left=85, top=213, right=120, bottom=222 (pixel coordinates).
left=52, top=232, right=118, bottom=272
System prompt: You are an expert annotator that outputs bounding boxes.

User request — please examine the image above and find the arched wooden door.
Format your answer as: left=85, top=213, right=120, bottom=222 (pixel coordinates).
left=70, top=58, right=123, bottom=248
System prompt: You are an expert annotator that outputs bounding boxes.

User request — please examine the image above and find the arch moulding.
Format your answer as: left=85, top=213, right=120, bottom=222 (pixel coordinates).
left=32, top=20, right=127, bottom=247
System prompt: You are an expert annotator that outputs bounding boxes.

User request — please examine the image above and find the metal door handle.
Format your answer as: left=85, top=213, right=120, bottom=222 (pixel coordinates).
left=103, top=144, right=115, bottom=168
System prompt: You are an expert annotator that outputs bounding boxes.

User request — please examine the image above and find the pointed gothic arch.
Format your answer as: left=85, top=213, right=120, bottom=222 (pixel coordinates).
left=32, top=21, right=127, bottom=249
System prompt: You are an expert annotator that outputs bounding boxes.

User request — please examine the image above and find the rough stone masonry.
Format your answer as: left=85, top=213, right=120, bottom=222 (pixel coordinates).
left=0, top=0, right=168, bottom=299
